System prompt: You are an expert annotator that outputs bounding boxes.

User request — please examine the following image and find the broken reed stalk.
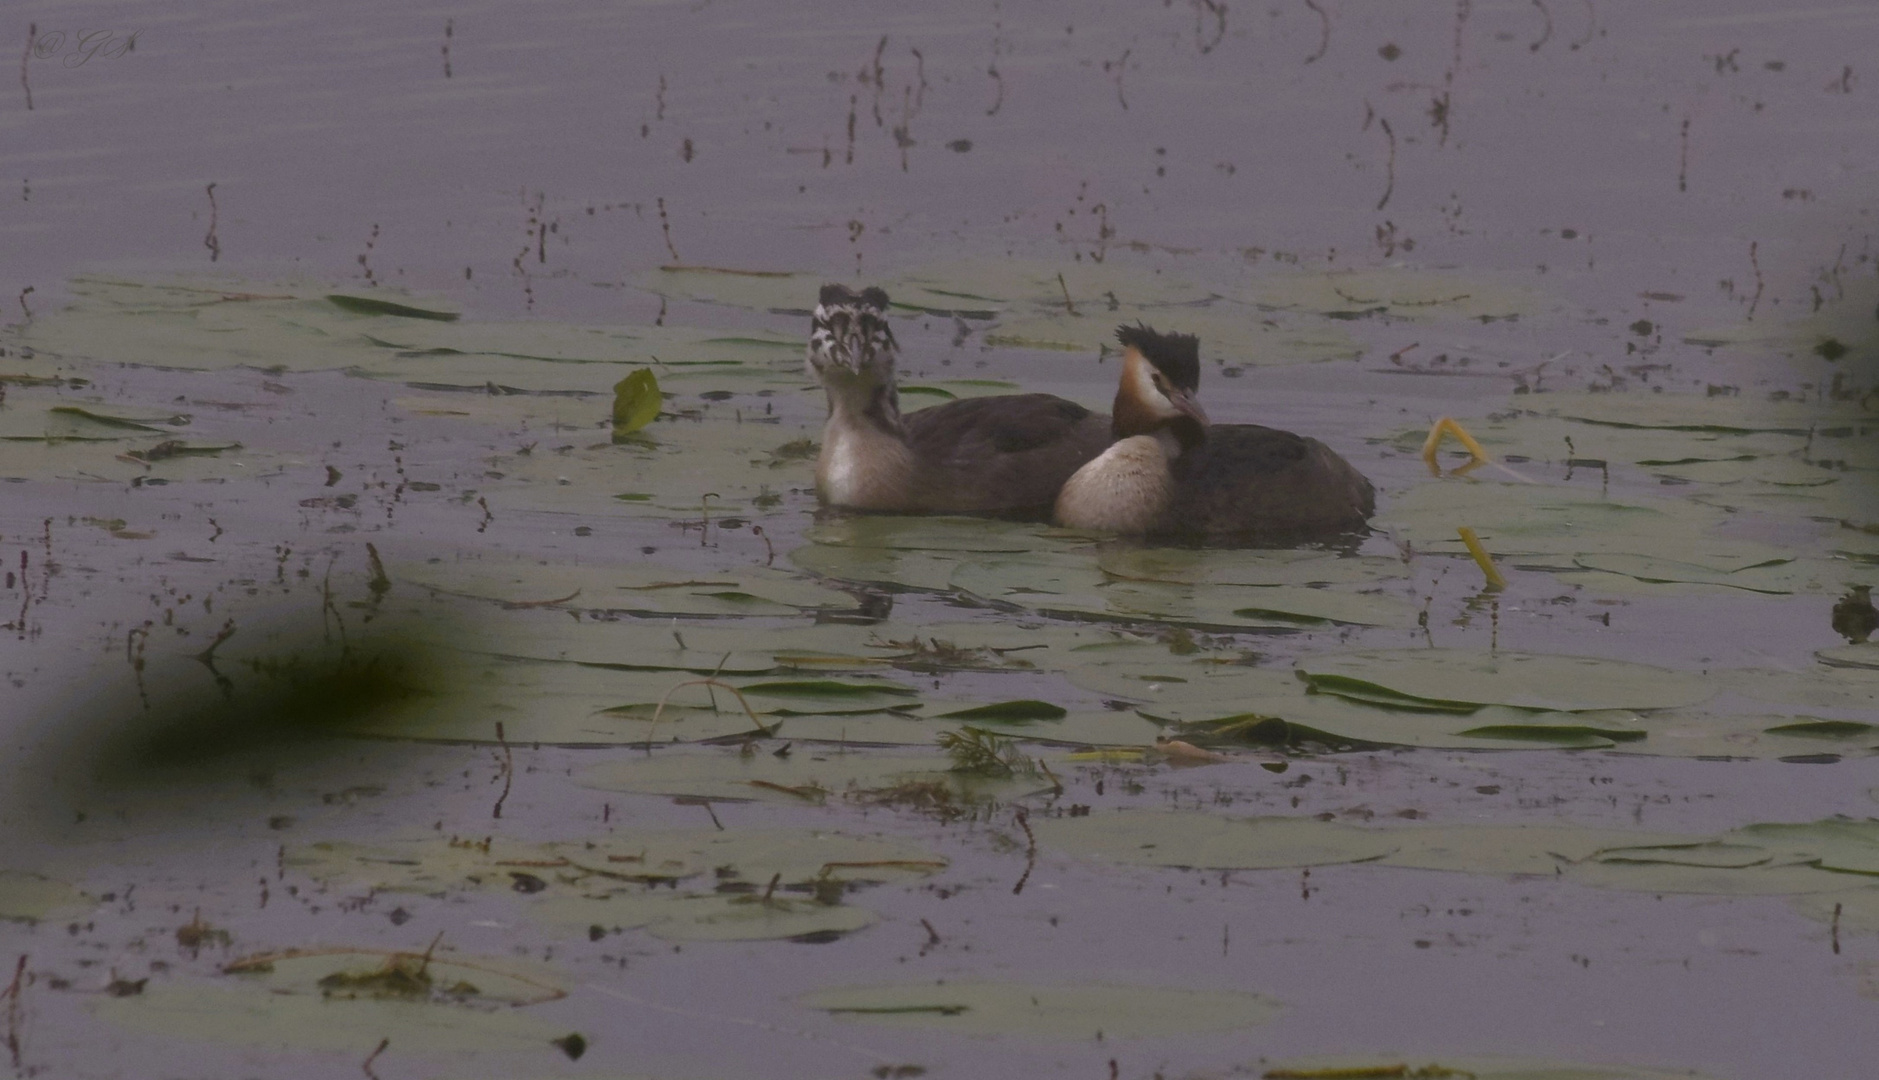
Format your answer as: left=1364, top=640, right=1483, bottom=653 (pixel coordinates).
left=644, top=677, right=776, bottom=752
left=1457, top=526, right=1507, bottom=590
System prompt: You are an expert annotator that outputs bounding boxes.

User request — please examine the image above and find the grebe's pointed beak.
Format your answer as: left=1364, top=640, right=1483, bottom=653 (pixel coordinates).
left=1170, top=386, right=1208, bottom=427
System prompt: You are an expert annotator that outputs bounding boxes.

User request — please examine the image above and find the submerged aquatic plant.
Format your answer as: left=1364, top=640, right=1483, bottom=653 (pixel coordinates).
left=937, top=726, right=1038, bottom=777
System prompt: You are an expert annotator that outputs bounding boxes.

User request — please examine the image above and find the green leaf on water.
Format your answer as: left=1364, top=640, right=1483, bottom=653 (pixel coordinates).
left=326, top=294, right=460, bottom=321
left=124, top=440, right=241, bottom=462
left=611, top=368, right=662, bottom=436
left=1260, top=1054, right=1728, bottom=1080
left=1296, top=649, right=1713, bottom=713
left=1456, top=723, right=1645, bottom=746
left=47, top=406, right=175, bottom=432
left=1763, top=719, right=1875, bottom=739
left=0, top=870, right=95, bottom=922
left=936, top=700, right=1067, bottom=722
left=799, top=980, right=1280, bottom=1038
left=738, top=680, right=917, bottom=698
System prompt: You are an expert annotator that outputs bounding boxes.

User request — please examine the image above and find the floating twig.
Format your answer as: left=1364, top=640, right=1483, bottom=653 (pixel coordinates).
left=1678, top=116, right=1690, bottom=192
left=1376, top=118, right=1396, bottom=211
left=492, top=722, right=513, bottom=819
left=752, top=524, right=775, bottom=566
left=362, top=1037, right=390, bottom=1080
left=845, top=94, right=857, bottom=164
left=19, top=24, right=33, bottom=111
left=1011, top=807, right=1037, bottom=895
left=1529, top=0, right=1553, bottom=51
left=204, top=183, right=221, bottom=262
left=657, top=197, right=681, bottom=263
left=1106, top=48, right=1130, bottom=110
left=2, top=957, right=25, bottom=1074
left=643, top=677, right=777, bottom=752
left=1746, top=240, right=1764, bottom=320
left=1570, top=0, right=1597, bottom=50
left=1194, top=0, right=1227, bottom=55
left=1302, top=0, right=1331, bottom=63
left=365, top=542, right=391, bottom=597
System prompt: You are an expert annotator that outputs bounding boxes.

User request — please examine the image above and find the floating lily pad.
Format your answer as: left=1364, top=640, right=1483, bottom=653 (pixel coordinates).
left=1763, top=718, right=1876, bottom=739
left=1260, top=1055, right=1723, bottom=1080
left=579, top=749, right=1033, bottom=804
left=327, top=294, right=460, bottom=321
left=289, top=829, right=941, bottom=942
left=1035, top=811, right=1400, bottom=870
left=1378, top=826, right=1694, bottom=876
left=0, top=870, right=95, bottom=922
left=936, top=700, right=1067, bottom=722
left=395, top=561, right=857, bottom=617
left=1295, top=650, right=1713, bottom=713
left=799, top=980, right=1280, bottom=1038
left=91, top=983, right=564, bottom=1054
left=1819, top=643, right=1879, bottom=670
left=953, top=552, right=1420, bottom=630
left=1096, top=546, right=1408, bottom=588
left=1574, top=552, right=1800, bottom=594
left=227, top=947, right=561, bottom=1005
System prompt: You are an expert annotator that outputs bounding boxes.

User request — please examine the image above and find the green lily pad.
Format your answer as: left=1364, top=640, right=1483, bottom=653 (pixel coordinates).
left=935, top=700, right=1067, bottom=722
left=799, top=980, right=1280, bottom=1038
left=1763, top=719, right=1876, bottom=739
left=1574, top=552, right=1800, bottom=594
left=327, top=294, right=460, bottom=321
left=91, top=983, right=563, bottom=1054
left=227, top=947, right=560, bottom=1005
left=1455, top=722, right=1647, bottom=746
left=1295, top=649, right=1713, bottom=713
left=1035, top=811, right=1400, bottom=870
left=1819, top=644, right=1879, bottom=670
left=1378, top=826, right=1695, bottom=876
left=289, top=829, right=941, bottom=943
left=395, top=561, right=858, bottom=617
left=1260, top=1055, right=1723, bottom=1080
left=0, top=870, right=95, bottom=922
left=579, top=749, right=1032, bottom=804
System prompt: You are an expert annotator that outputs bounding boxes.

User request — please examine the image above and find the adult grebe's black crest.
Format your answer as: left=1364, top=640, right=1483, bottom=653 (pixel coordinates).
left=1116, top=323, right=1199, bottom=393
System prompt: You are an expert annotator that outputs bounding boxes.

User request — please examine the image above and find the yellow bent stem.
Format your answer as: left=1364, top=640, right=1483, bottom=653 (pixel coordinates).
left=1457, top=526, right=1507, bottom=590
left=1421, top=416, right=1490, bottom=474
left=1421, top=417, right=1535, bottom=483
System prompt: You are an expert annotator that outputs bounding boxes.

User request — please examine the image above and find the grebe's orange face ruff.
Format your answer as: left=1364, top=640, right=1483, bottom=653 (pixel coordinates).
left=807, top=284, right=897, bottom=384
left=1115, top=347, right=1208, bottom=438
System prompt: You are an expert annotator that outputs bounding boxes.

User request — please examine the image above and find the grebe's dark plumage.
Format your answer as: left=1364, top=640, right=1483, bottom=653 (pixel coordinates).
left=807, top=284, right=1112, bottom=516
left=1055, top=323, right=1374, bottom=544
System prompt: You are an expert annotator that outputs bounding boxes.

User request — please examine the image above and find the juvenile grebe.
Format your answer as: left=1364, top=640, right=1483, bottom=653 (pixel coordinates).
left=1054, top=324, right=1375, bottom=543
left=808, top=284, right=1112, bottom=517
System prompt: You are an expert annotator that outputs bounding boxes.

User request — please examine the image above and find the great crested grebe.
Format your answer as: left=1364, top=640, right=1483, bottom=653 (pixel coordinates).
left=1054, top=324, right=1375, bottom=543
left=807, top=284, right=1112, bottom=516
